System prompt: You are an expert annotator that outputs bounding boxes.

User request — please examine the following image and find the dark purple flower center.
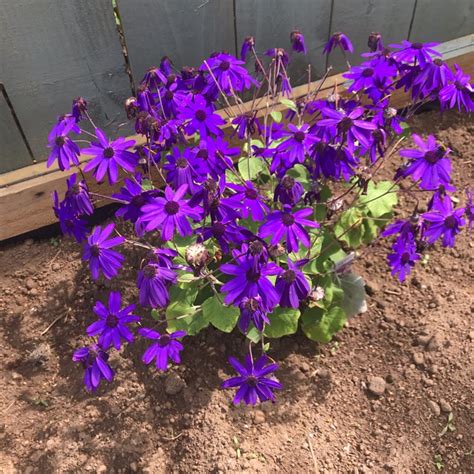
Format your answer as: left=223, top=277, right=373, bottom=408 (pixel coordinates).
left=219, top=60, right=231, bottom=71
left=281, top=269, right=296, bottom=283
left=90, top=245, right=101, bottom=257
left=68, top=183, right=81, bottom=196
left=249, top=240, right=264, bottom=256
left=106, top=313, right=119, bottom=328
left=424, top=147, right=443, bottom=164
left=338, top=117, right=353, bottom=133
left=244, top=298, right=260, bottom=312
left=454, top=81, right=464, bottom=90
left=131, top=194, right=146, bottom=207
left=245, top=268, right=261, bottom=283
left=400, top=252, right=411, bottom=265
left=444, top=215, right=457, bottom=229
left=433, top=58, right=444, bottom=67
left=176, top=157, right=188, bottom=168
left=362, top=67, right=374, bottom=77
left=245, top=188, right=258, bottom=200
left=195, top=109, right=207, bottom=121
left=165, top=200, right=180, bottom=215
left=164, top=90, right=174, bottom=101
left=281, top=175, right=295, bottom=190
left=246, top=375, right=259, bottom=387
left=103, top=147, right=115, bottom=159
left=55, top=136, right=66, bottom=147
left=212, top=222, right=226, bottom=236
left=158, top=334, right=171, bottom=347
left=143, top=264, right=157, bottom=279
left=281, top=213, right=295, bottom=226
left=411, top=42, right=423, bottom=50
left=294, top=131, right=305, bottom=143
left=197, top=149, right=208, bottom=160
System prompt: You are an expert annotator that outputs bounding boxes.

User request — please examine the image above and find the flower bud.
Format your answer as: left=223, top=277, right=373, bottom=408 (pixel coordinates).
left=185, top=243, right=209, bottom=270
left=309, top=286, right=325, bottom=302
left=268, top=243, right=285, bottom=260
left=125, top=97, right=139, bottom=120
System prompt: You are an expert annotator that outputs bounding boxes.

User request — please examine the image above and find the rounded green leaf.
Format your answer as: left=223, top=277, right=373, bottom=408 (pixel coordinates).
left=202, top=296, right=239, bottom=333
left=264, top=307, right=300, bottom=338
left=301, top=306, right=347, bottom=343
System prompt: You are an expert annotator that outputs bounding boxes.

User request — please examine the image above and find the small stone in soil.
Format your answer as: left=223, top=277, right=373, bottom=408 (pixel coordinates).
left=428, top=401, right=441, bottom=416
left=365, top=281, right=379, bottom=296
left=412, top=352, right=424, bottom=366
left=367, top=376, right=386, bottom=397
left=164, top=373, right=186, bottom=396
left=253, top=410, right=266, bottom=424
left=25, top=278, right=36, bottom=290
left=439, top=399, right=452, bottom=414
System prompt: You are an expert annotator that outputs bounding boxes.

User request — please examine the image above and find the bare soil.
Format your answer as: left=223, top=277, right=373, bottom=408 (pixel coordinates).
left=0, top=110, right=473, bottom=473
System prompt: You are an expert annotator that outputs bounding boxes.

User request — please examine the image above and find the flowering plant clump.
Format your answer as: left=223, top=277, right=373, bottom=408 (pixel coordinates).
left=50, top=30, right=473, bottom=403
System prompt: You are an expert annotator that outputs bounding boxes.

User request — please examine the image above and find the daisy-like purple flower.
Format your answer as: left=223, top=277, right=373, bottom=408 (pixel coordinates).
left=139, top=185, right=202, bottom=240
left=387, top=237, right=420, bottom=282
left=221, top=354, right=282, bottom=405
left=221, top=246, right=280, bottom=308
left=82, top=223, right=125, bottom=280
left=232, top=112, right=262, bottom=140
left=73, top=344, right=114, bottom=392
left=398, top=134, right=451, bottom=190
left=198, top=220, right=252, bottom=254
left=139, top=328, right=186, bottom=371
left=64, top=173, right=93, bottom=216
left=290, top=30, right=307, bottom=54
left=238, top=296, right=271, bottom=333
left=164, top=147, right=206, bottom=192
left=275, top=124, right=318, bottom=168
left=317, top=107, right=377, bottom=148
left=275, top=259, right=310, bottom=308
left=323, top=32, right=353, bottom=54
left=86, top=291, right=139, bottom=350
left=179, top=94, right=225, bottom=138
left=422, top=197, right=465, bottom=247
left=137, top=261, right=176, bottom=308
left=47, top=115, right=80, bottom=171
left=240, top=36, right=255, bottom=61
left=390, top=40, right=440, bottom=66
left=259, top=206, right=319, bottom=253
left=192, top=137, right=239, bottom=179
left=381, top=216, right=419, bottom=242
left=53, top=192, right=88, bottom=242
left=343, top=61, right=396, bottom=93
left=227, top=181, right=270, bottom=221
left=414, top=58, right=453, bottom=97
left=439, top=64, right=474, bottom=113
left=274, top=176, right=304, bottom=205
left=83, top=128, right=137, bottom=184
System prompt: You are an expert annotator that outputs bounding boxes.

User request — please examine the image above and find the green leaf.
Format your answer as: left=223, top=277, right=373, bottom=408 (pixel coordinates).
left=358, top=181, right=398, bottom=218
left=246, top=326, right=262, bottom=343
left=141, top=178, right=154, bottom=191
left=238, top=156, right=268, bottom=181
left=264, top=307, right=300, bottom=338
left=202, top=296, right=239, bottom=333
left=270, top=110, right=282, bottom=122
left=333, top=208, right=365, bottom=248
left=166, top=306, right=209, bottom=335
left=280, top=98, right=297, bottom=111
left=287, top=164, right=309, bottom=186
left=337, top=272, right=367, bottom=318
left=301, top=306, right=347, bottom=343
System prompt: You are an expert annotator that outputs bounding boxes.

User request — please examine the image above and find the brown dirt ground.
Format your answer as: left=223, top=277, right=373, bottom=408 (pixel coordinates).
left=0, top=110, right=473, bottom=473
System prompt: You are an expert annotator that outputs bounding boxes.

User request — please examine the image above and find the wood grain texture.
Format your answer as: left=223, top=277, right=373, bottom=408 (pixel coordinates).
left=0, top=93, right=33, bottom=172
left=235, top=0, right=332, bottom=83
left=0, top=0, right=131, bottom=167
left=329, top=0, right=416, bottom=73
left=118, top=0, right=236, bottom=81
left=410, top=0, right=474, bottom=43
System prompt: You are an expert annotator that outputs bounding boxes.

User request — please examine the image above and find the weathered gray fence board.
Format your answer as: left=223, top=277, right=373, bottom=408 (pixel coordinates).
left=329, top=0, right=416, bottom=73
left=235, top=0, right=332, bottom=83
left=118, top=0, right=236, bottom=81
left=0, top=0, right=131, bottom=166
left=410, top=0, right=474, bottom=43
left=0, top=95, right=33, bottom=173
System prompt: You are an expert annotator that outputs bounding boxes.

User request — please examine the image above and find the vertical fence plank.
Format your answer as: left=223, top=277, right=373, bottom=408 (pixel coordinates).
left=0, top=95, right=33, bottom=173
left=329, top=0, right=416, bottom=73
left=410, top=0, right=474, bottom=43
left=118, top=0, right=236, bottom=81
left=235, top=0, right=333, bottom=84
left=0, top=0, right=131, bottom=166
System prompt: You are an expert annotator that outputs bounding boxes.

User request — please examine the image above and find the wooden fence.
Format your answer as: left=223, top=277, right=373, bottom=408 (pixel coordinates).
left=0, top=0, right=473, bottom=240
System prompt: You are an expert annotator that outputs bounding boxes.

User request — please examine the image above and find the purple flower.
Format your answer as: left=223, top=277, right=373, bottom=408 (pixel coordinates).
left=275, top=259, right=310, bottom=308
left=290, top=31, right=307, bottom=54
left=259, top=207, right=319, bottom=253
left=439, top=64, right=474, bottom=113
left=414, top=59, right=453, bottom=97
left=387, top=237, right=420, bottom=282
left=192, top=137, right=239, bottom=179
left=381, top=216, right=419, bottom=242
left=221, top=355, right=282, bottom=405
left=87, top=291, right=139, bottom=350
left=221, top=246, right=280, bottom=308
left=82, top=224, right=125, bottom=280
left=139, top=185, right=202, bottom=240
left=232, top=112, right=262, bottom=140
left=390, top=40, right=440, bottom=66
left=422, top=197, right=465, bottom=247
left=139, top=328, right=186, bottom=371
left=367, top=32, right=383, bottom=52
left=274, top=124, right=318, bottom=169
left=227, top=181, right=269, bottom=221
left=324, top=32, right=353, bottom=54
left=64, top=173, right=93, bottom=216
left=398, top=134, right=451, bottom=190
left=179, top=94, right=225, bottom=138
left=53, top=192, right=88, bottom=242
left=137, top=261, right=176, bottom=308
left=163, top=147, right=205, bottom=192
left=238, top=296, right=270, bottom=333
left=72, top=97, right=88, bottom=122
left=274, top=175, right=304, bottom=205
left=240, top=36, right=255, bottom=61
left=141, top=66, right=167, bottom=90
left=73, top=344, right=114, bottom=392
left=113, top=175, right=152, bottom=228
left=264, top=48, right=289, bottom=68
left=343, top=61, right=396, bottom=93
left=198, top=220, right=252, bottom=254
left=47, top=116, right=80, bottom=171
left=83, top=128, right=137, bottom=184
